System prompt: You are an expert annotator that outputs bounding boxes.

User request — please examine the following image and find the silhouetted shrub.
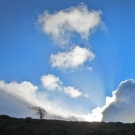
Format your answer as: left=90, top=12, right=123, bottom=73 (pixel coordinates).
left=25, top=117, right=33, bottom=120
left=24, top=117, right=33, bottom=123
left=0, top=115, right=11, bottom=119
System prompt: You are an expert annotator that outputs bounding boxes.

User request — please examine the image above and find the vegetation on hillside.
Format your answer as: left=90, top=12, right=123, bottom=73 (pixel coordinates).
left=0, top=115, right=135, bottom=135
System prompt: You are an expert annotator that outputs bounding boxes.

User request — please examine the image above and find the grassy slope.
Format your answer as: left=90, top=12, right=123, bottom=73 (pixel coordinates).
left=0, top=115, right=135, bottom=135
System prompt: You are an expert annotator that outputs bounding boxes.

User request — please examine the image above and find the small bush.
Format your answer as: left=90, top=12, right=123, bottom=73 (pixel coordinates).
left=0, top=115, right=11, bottom=119
left=25, top=117, right=33, bottom=120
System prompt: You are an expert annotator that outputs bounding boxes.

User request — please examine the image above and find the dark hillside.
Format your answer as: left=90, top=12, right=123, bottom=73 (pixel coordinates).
left=0, top=115, right=135, bottom=135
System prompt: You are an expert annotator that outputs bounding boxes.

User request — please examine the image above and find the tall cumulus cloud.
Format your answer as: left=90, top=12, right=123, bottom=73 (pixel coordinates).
left=101, top=79, right=135, bottom=123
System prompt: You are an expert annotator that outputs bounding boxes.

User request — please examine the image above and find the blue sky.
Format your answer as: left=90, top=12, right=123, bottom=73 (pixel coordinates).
left=0, top=0, right=135, bottom=122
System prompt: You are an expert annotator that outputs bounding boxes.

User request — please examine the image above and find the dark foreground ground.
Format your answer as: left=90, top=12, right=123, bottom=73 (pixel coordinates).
left=0, top=115, right=135, bottom=135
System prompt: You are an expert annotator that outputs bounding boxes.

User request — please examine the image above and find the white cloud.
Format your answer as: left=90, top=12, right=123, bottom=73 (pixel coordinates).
left=63, top=86, right=82, bottom=98
left=37, top=4, right=102, bottom=46
left=0, top=80, right=70, bottom=119
left=41, top=74, right=89, bottom=98
left=50, top=46, right=95, bottom=70
left=41, top=74, right=62, bottom=91
left=0, top=79, right=99, bottom=122
left=0, top=81, right=38, bottom=105
left=2, top=78, right=135, bottom=123
left=63, top=86, right=89, bottom=98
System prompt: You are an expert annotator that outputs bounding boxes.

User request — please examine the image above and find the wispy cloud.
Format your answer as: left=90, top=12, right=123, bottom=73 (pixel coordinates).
left=50, top=46, right=95, bottom=70
left=37, top=4, right=102, bottom=47
left=86, top=66, right=93, bottom=71
left=41, top=74, right=89, bottom=98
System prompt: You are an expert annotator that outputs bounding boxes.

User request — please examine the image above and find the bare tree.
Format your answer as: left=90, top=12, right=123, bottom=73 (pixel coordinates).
left=29, top=106, right=47, bottom=119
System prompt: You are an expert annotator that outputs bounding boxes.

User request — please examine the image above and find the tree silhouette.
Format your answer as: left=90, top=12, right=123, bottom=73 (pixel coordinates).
left=29, top=106, right=47, bottom=119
